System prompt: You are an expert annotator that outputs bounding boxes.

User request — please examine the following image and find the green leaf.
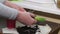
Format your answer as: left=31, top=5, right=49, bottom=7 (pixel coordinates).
left=35, top=16, right=46, bottom=22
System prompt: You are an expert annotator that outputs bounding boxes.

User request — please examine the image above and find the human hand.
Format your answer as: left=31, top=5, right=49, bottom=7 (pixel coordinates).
left=29, top=12, right=36, bottom=18
left=5, top=1, right=37, bottom=26
left=16, top=12, right=37, bottom=26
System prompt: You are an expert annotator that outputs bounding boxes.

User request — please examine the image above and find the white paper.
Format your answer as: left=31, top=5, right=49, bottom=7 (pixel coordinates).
left=35, top=24, right=52, bottom=34
left=2, top=28, right=19, bottom=34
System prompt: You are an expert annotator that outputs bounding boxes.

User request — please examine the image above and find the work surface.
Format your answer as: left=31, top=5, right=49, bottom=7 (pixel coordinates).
left=16, top=21, right=60, bottom=34
left=0, top=21, right=60, bottom=34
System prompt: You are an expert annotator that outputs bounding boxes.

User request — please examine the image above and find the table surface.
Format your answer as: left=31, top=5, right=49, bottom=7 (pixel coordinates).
left=0, top=21, right=60, bottom=34
left=36, top=21, right=60, bottom=34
